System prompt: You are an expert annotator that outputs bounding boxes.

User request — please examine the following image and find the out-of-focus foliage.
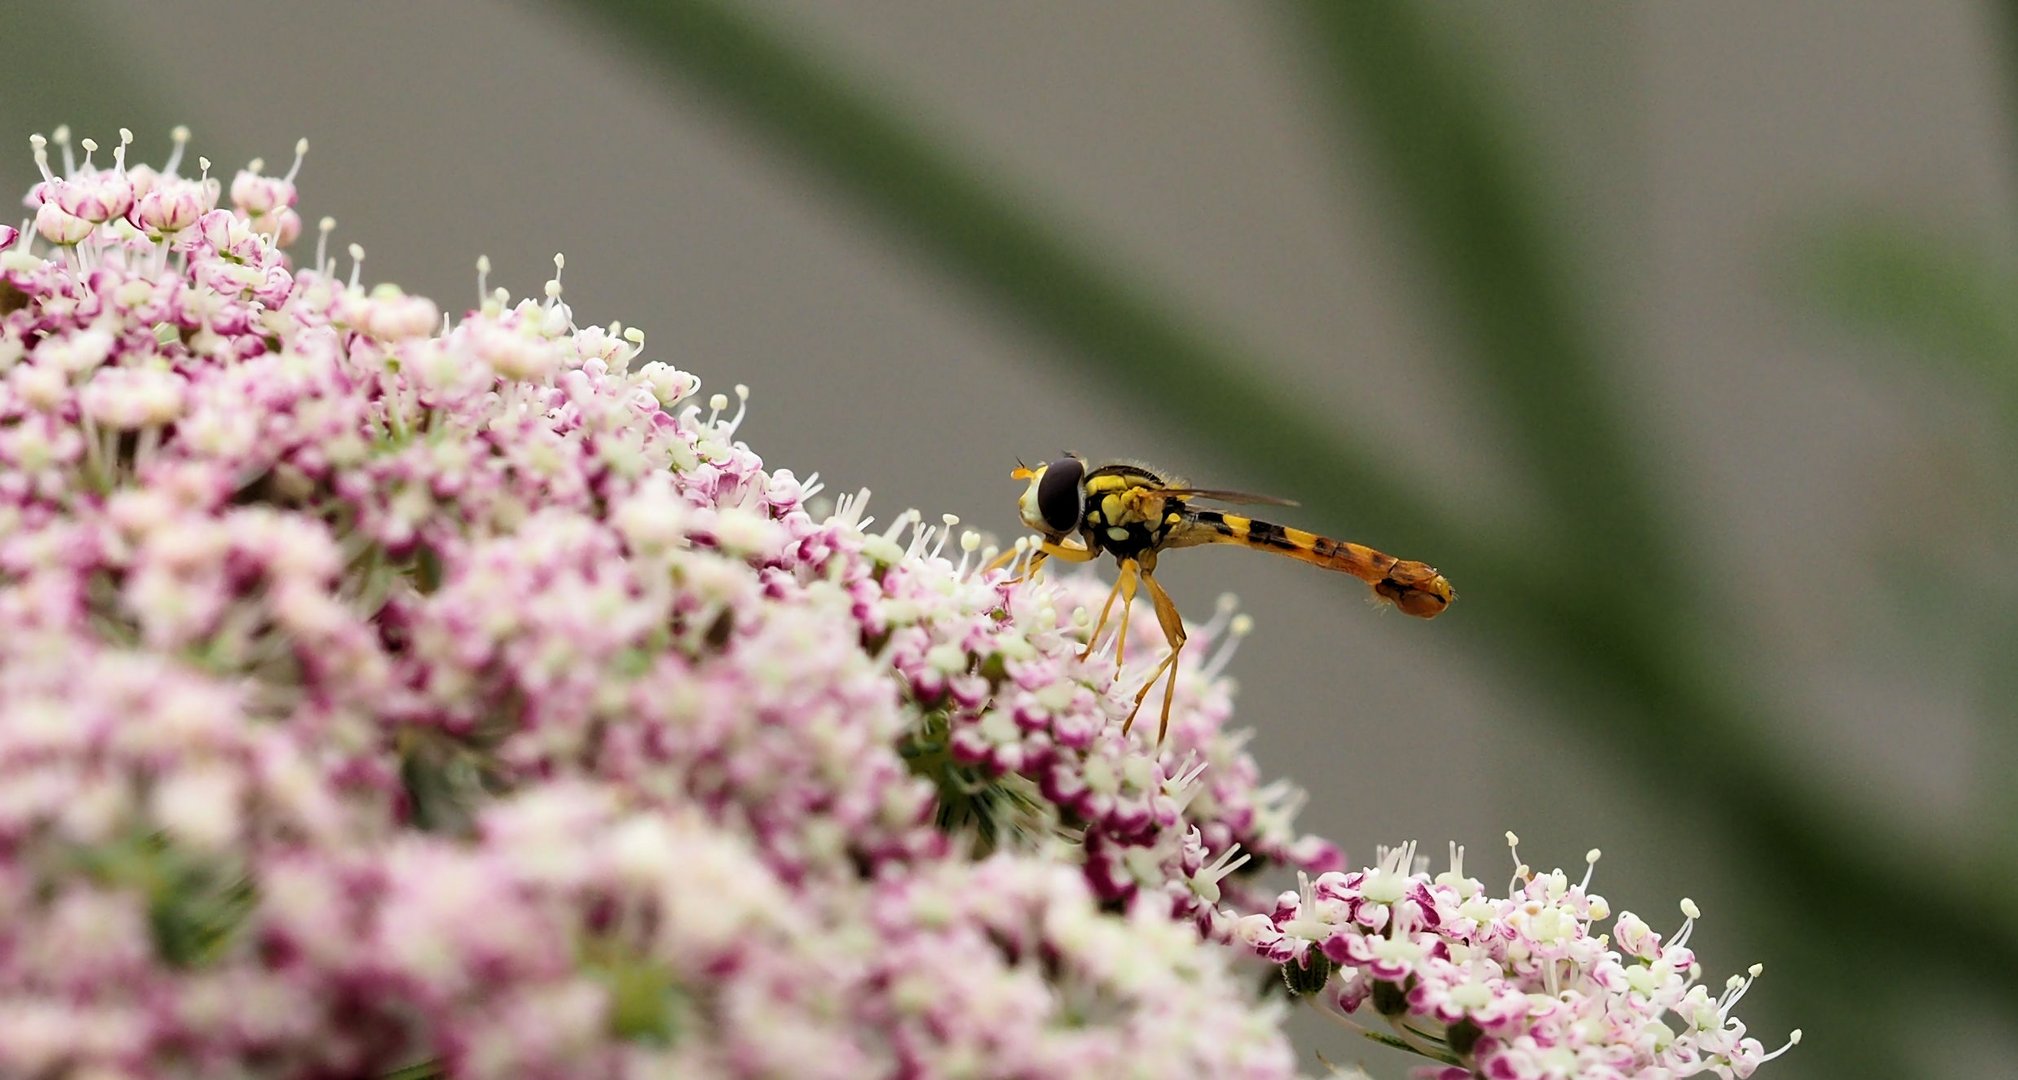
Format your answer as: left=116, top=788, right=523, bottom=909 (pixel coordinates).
left=1795, top=218, right=2018, bottom=407
left=1793, top=211, right=2018, bottom=887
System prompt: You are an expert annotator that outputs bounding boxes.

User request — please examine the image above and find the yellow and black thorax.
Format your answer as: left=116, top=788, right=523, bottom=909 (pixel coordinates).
left=1079, top=463, right=1190, bottom=563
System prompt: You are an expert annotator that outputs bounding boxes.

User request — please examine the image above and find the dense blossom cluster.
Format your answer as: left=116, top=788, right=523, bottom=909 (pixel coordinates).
left=0, top=127, right=1791, bottom=1078
left=1239, top=840, right=1798, bottom=1078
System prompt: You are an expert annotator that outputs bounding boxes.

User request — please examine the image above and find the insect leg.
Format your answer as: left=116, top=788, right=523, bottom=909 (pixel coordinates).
left=1038, top=538, right=1098, bottom=563
left=1025, top=537, right=1097, bottom=582
left=1121, top=571, right=1187, bottom=744
left=1078, top=557, right=1137, bottom=663
left=1113, top=559, right=1141, bottom=667
left=981, top=544, right=1022, bottom=574
left=982, top=550, right=1021, bottom=580
left=990, top=536, right=1095, bottom=583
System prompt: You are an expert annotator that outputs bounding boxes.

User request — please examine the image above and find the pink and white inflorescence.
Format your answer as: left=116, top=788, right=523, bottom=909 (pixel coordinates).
left=0, top=127, right=1792, bottom=1079
left=1240, top=839, right=1799, bottom=1079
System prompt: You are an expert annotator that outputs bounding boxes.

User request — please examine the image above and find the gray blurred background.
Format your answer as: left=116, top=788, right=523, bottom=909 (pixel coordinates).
left=6, top=2, right=2013, bottom=1076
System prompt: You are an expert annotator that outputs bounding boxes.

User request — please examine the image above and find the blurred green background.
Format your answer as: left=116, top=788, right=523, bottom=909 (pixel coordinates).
left=5, top=2, right=2012, bottom=1076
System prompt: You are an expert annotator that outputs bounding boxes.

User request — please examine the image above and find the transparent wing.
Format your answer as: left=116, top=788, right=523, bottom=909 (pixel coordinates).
left=1156, top=487, right=1300, bottom=508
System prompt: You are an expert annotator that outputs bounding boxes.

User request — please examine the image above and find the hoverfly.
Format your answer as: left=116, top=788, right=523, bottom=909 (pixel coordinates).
left=998, top=455, right=1452, bottom=744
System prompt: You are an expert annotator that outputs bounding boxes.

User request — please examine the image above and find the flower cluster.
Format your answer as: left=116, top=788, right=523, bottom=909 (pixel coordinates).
left=0, top=126, right=1789, bottom=1079
left=1236, top=839, right=1800, bottom=1078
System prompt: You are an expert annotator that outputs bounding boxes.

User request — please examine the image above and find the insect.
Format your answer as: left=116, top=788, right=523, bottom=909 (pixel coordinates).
left=998, top=455, right=1452, bottom=744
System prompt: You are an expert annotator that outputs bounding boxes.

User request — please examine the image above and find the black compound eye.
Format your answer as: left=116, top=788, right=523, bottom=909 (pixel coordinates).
left=1035, top=457, right=1086, bottom=535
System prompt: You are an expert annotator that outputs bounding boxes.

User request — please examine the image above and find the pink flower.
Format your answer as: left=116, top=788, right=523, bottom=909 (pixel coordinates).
left=132, top=176, right=216, bottom=238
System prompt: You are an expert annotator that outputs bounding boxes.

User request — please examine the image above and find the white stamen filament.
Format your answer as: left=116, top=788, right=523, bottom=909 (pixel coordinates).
left=828, top=488, right=874, bottom=531
left=1193, top=591, right=1239, bottom=645
left=164, top=125, right=190, bottom=176
left=620, top=325, right=645, bottom=369
left=716, top=384, right=751, bottom=437
left=30, top=134, right=53, bottom=185
left=1717, top=968, right=1753, bottom=1014
left=955, top=531, right=982, bottom=576
left=1761, top=1030, right=1803, bottom=1063
left=1505, top=831, right=1528, bottom=895
left=543, top=252, right=564, bottom=309
left=1252, top=779, right=1306, bottom=828
left=315, top=217, right=335, bottom=276
left=1192, top=842, right=1251, bottom=902
left=1671, top=898, right=1699, bottom=950
left=53, top=125, right=76, bottom=174
left=1198, top=611, right=1253, bottom=681
left=881, top=509, right=920, bottom=544
left=1163, top=751, right=1210, bottom=811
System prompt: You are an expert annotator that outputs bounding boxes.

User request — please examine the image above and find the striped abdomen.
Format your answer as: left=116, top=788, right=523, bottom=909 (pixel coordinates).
left=1175, top=510, right=1453, bottom=618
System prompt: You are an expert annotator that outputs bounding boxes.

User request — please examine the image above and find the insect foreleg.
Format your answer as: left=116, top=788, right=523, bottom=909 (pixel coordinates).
left=1037, top=538, right=1097, bottom=562
left=1026, top=537, right=1097, bottom=583
left=989, top=535, right=1097, bottom=583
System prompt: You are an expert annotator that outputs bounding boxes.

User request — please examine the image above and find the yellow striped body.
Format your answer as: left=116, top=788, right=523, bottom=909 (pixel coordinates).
left=1170, top=510, right=1452, bottom=618
left=1006, top=455, right=1452, bottom=743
